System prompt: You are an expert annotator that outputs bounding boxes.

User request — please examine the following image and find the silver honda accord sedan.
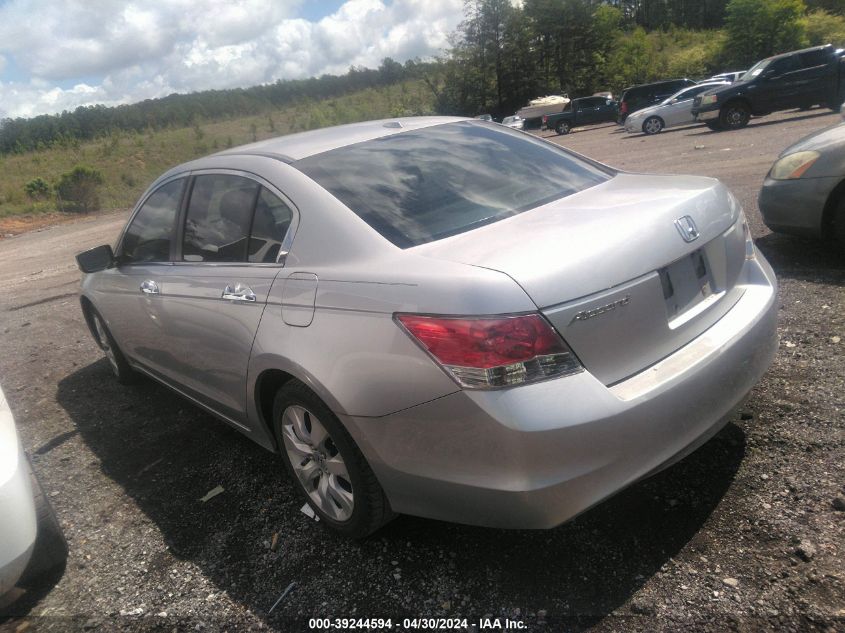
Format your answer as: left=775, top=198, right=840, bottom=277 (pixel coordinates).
left=76, top=117, right=778, bottom=537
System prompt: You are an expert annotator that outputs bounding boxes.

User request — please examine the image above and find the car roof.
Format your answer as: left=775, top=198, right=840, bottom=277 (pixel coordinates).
left=212, top=116, right=469, bottom=162
left=622, top=78, right=694, bottom=93
left=768, top=44, right=834, bottom=62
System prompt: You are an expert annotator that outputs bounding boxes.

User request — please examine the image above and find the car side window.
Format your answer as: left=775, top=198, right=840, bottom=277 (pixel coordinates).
left=680, top=86, right=709, bottom=100
left=768, top=56, right=799, bottom=76
left=799, top=50, right=828, bottom=69
left=249, top=188, right=294, bottom=263
left=120, top=179, right=185, bottom=264
left=183, top=175, right=260, bottom=262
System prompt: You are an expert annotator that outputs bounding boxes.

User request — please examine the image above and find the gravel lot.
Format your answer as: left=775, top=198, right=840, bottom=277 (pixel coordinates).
left=0, top=109, right=843, bottom=633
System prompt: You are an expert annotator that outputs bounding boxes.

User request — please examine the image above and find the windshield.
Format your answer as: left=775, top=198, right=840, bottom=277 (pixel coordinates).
left=741, top=59, right=771, bottom=81
left=294, top=121, right=612, bottom=248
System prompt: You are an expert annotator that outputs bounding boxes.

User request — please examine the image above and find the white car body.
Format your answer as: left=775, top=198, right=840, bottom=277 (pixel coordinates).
left=501, top=115, right=524, bottom=129
left=0, top=385, right=37, bottom=596
left=625, top=82, right=730, bottom=134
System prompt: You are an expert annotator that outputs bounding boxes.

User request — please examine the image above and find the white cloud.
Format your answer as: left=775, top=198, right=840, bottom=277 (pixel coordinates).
left=0, top=0, right=463, bottom=119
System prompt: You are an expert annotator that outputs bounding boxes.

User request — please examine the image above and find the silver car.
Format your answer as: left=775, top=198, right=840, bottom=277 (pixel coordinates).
left=501, top=115, right=524, bottom=130
left=625, top=82, right=730, bottom=135
left=759, top=119, right=845, bottom=243
left=76, top=117, right=778, bottom=537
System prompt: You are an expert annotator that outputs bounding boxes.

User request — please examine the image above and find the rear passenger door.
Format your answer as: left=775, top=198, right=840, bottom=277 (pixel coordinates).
left=797, top=48, right=834, bottom=106
left=161, top=172, right=297, bottom=424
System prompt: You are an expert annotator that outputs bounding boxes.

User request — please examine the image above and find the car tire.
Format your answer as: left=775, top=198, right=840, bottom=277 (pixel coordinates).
left=272, top=380, right=394, bottom=538
left=18, top=458, right=68, bottom=587
left=705, top=121, right=723, bottom=131
left=642, top=116, right=664, bottom=135
left=90, top=309, right=138, bottom=385
left=555, top=121, right=571, bottom=135
left=719, top=102, right=750, bottom=130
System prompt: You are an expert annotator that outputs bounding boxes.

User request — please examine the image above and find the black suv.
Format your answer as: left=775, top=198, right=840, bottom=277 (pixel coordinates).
left=692, top=45, right=845, bottom=131
left=617, top=78, right=697, bottom=123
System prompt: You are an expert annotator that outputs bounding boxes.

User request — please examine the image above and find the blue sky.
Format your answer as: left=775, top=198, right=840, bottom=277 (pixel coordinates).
left=0, top=0, right=463, bottom=119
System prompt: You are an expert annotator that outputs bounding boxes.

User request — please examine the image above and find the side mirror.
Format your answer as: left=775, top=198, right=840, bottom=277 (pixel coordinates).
left=76, top=244, right=115, bottom=273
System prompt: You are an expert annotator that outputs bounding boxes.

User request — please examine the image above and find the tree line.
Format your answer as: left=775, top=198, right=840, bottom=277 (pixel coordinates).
left=1, top=0, right=844, bottom=154
left=0, top=58, right=424, bottom=154
left=433, top=0, right=845, bottom=118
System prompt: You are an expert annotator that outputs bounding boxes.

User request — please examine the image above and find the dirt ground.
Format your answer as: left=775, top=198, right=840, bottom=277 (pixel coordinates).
left=0, top=109, right=843, bottom=633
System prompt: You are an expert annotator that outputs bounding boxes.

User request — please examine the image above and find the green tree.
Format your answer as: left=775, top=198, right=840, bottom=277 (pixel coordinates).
left=24, top=177, right=51, bottom=200
left=801, top=10, right=845, bottom=46
left=725, top=0, right=807, bottom=66
left=56, top=166, right=104, bottom=213
left=607, top=27, right=656, bottom=88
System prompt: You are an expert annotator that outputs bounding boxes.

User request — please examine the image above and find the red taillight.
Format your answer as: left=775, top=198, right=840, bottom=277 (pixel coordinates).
left=395, top=313, right=583, bottom=388
left=620, top=101, right=628, bottom=114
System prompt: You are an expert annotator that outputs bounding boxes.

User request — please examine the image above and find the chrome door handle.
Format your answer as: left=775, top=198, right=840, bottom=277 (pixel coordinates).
left=221, top=283, right=256, bottom=302
left=140, top=280, right=160, bottom=295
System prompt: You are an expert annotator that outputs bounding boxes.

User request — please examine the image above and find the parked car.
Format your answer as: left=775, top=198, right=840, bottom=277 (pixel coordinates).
left=76, top=117, right=778, bottom=537
left=624, top=82, right=730, bottom=134
left=543, top=96, right=619, bottom=134
left=0, top=384, right=67, bottom=597
left=617, top=78, right=697, bottom=123
left=759, top=119, right=845, bottom=244
left=500, top=115, right=524, bottom=130
left=475, top=114, right=493, bottom=122
left=707, top=71, right=746, bottom=83
left=693, top=44, right=845, bottom=130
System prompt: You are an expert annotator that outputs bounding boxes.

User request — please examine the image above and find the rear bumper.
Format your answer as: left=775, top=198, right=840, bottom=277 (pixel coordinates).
left=0, top=445, right=37, bottom=595
left=344, top=253, right=778, bottom=529
left=624, top=118, right=642, bottom=133
left=758, top=175, right=839, bottom=239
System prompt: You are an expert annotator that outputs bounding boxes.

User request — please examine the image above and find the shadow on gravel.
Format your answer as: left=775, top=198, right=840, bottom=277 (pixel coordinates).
left=0, top=567, right=67, bottom=624
left=58, top=361, right=747, bottom=631
left=684, top=110, right=836, bottom=137
left=756, top=233, right=845, bottom=286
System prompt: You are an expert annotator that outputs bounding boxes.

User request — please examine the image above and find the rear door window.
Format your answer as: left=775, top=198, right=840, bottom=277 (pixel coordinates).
left=183, top=175, right=260, bottom=262
left=799, top=49, right=829, bottom=69
left=120, top=179, right=185, bottom=264
left=249, top=188, right=294, bottom=263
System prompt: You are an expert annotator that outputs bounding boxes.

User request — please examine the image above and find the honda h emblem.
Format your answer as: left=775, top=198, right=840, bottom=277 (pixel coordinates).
left=675, top=216, right=700, bottom=242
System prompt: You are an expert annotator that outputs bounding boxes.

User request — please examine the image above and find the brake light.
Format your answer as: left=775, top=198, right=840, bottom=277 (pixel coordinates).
left=620, top=101, right=628, bottom=114
left=395, top=313, right=583, bottom=388
left=542, top=115, right=548, bottom=124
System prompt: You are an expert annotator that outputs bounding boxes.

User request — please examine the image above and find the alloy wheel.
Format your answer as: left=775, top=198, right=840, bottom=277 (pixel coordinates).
left=643, top=117, right=663, bottom=134
left=724, top=106, right=749, bottom=129
left=281, top=404, right=354, bottom=521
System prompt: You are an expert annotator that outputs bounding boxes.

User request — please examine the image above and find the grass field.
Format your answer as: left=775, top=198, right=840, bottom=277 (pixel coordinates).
left=0, top=80, right=435, bottom=219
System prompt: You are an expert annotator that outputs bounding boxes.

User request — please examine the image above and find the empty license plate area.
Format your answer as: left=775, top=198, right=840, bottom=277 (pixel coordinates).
left=659, top=249, right=715, bottom=322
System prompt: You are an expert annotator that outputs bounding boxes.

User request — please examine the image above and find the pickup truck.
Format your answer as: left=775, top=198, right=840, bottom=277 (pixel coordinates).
left=542, top=96, right=618, bottom=134
left=692, top=44, right=845, bottom=131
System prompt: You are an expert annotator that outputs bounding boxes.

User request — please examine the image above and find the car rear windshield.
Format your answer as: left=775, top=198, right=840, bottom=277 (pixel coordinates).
left=294, top=121, right=612, bottom=248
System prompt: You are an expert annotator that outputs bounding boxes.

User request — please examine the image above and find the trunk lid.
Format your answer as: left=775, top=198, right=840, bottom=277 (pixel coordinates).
left=415, top=173, right=748, bottom=385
